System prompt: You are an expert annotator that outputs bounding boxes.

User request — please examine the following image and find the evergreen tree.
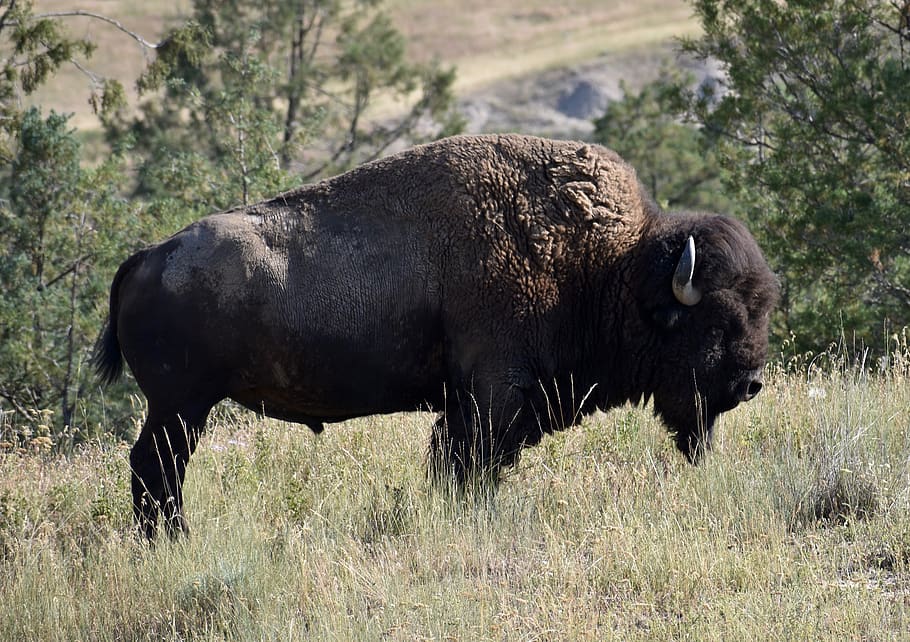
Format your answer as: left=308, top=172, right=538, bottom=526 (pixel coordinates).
left=592, top=70, right=730, bottom=213
left=105, top=0, right=463, bottom=207
left=678, top=0, right=910, bottom=349
left=0, top=2, right=142, bottom=443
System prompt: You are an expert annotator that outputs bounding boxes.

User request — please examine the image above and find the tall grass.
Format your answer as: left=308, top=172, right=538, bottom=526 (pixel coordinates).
left=2, top=343, right=910, bottom=640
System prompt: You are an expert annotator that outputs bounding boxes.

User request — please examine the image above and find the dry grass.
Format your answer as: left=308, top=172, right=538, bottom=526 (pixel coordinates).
left=386, top=0, right=698, bottom=92
left=3, top=349, right=910, bottom=640
left=26, top=0, right=696, bottom=129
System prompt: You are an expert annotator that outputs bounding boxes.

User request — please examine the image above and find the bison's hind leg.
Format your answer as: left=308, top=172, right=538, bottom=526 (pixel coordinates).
left=130, top=397, right=218, bottom=540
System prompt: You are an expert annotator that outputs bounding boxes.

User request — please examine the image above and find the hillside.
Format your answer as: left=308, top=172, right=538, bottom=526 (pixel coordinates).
left=29, top=0, right=699, bottom=132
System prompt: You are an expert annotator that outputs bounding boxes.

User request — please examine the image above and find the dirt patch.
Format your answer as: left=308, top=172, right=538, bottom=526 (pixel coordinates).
left=457, top=44, right=723, bottom=139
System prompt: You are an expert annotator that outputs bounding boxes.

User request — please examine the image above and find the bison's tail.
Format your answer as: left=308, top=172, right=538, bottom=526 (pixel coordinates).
left=92, top=251, right=145, bottom=386
left=93, top=317, right=123, bottom=387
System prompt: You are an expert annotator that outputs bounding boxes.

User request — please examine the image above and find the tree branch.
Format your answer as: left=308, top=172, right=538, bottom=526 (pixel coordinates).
left=37, top=254, right=92, bottom=292
left=0, top=0, right=18, bottom=34
left=32, top=10, right=161, bottom=50
left=68, top=57, right=104, bottom=87
left=0, top=388, right=31, bottom=421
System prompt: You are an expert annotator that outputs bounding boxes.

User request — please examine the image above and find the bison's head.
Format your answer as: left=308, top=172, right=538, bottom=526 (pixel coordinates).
left=632, top=214, right=779, bottom=462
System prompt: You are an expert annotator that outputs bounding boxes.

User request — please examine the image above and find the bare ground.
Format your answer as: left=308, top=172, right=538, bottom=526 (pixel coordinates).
left=456, top=44, right=722, bottom=139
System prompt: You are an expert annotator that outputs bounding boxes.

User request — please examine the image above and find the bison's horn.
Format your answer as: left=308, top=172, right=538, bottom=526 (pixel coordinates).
left=672, top=235, right=702, bottom=306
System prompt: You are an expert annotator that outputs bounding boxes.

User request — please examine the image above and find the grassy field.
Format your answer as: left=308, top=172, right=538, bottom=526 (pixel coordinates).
left=28, top=0, right=697, bottom=129
left=3, top=346, right=910, bottom=640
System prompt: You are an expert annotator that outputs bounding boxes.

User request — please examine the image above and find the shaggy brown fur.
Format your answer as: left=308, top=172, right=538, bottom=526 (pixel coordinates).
left=95, top=134, right=778, bottom=538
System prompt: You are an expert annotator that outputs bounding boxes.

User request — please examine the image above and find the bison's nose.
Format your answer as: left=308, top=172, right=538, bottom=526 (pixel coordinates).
left=736, top=370, right=764, bottom=402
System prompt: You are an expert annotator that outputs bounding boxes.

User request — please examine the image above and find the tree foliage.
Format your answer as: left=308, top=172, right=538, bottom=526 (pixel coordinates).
left=0, top=109, right=147, bottom=444
left=0, top=1, right=144, bottom=444
left=592, top=70, right=730, bottom=213
left=105, top=0, right=462, bottom=207
left=677, top=0, right=910, bottom=349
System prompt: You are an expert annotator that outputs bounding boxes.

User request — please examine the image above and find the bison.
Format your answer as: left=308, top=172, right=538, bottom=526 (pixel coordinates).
left=94, top=134, right=778, bottom=538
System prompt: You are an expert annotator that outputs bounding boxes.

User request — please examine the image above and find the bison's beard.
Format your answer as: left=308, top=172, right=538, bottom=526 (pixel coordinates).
left=653, top=393, right=718, bottom=464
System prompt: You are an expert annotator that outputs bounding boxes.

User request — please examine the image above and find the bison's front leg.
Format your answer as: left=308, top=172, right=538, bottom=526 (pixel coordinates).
left=427, top=381, right=531, bottom=485
left=428, top=412, right=488, bottom=485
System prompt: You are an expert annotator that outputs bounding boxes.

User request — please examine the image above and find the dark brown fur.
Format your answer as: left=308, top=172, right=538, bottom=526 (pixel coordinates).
left=94, top=134, right=778, bottom=538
